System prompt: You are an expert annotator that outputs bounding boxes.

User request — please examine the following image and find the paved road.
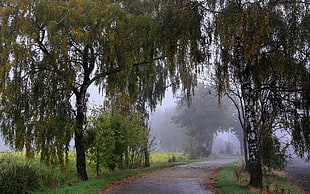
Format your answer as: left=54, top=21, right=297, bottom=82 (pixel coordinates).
left=103, top=155, right=239, bottom=194
left=285, top=158, right=310, bottom=194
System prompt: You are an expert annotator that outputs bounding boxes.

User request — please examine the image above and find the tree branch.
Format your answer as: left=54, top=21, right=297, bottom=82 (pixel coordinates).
left=87, top=56, right=167, bottom=87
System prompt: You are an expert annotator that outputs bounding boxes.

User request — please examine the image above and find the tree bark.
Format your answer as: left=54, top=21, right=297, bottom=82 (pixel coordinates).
left=75, top=130, right=88, bottom=181
left=243, top=129, right=249, bottom=169
left=236, top=36, right=262, bottom=188
left=241, top=71, right=262, bottom=188
left=75, top=90, right=89, bottom=181
left=245, top=113, right=262, bottom=188
left=239, top=134, right=244, bottom=155
left=144, top=148, right=150, bottom=167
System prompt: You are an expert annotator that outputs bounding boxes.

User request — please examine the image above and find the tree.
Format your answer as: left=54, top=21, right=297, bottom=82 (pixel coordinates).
left=86, top=109, right=149, bottom=174
left=173, top=84, right=240, bottom=158
left=0, top=0, right=204, bottom=181
left=203, top=0, right=309, bottom=188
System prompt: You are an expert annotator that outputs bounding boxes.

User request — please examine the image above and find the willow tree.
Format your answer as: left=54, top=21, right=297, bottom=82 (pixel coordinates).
left=203, top=0, right=309, bottom=188
left=0, top=0, right=204, bottom=181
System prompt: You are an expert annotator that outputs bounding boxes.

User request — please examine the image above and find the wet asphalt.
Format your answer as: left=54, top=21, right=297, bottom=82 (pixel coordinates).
left=285, top=158, right=310, bottom=194
left=104, top=155, right=239, bottom=194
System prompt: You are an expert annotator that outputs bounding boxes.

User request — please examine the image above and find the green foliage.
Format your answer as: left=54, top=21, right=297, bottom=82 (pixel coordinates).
left=259, top=128, right=288, bottom=171
left=86, top=110, right=149, bottom=173
left=0, top=153, right=59, bottom=194
left=0, top=164, right=38, bottom=194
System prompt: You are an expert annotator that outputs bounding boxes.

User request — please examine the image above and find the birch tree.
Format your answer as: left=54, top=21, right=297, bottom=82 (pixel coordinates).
left=203, top=0, right=309, bottom=188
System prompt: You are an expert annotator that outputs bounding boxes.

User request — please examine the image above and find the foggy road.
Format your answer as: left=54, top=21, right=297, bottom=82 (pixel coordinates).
left=285, top=158, right=310, bottom=194
left=103, top=155, right=239, bottom=194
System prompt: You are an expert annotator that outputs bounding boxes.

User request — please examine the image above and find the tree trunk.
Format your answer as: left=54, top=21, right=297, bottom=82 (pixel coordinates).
left=144, top=149, right=150, bottom=167
left=75, top=91, right=88, bottom=181
left=241, top=72, right=262, bottom=188
left=243, top=129, right=249, bottom=169
left=239, top=135, right=243, bottom=155
left=236, top=36, right=262, bottom=188
left=143, top=135, right=150, bottom=167
left=245, top=120, right=262, bottom=188
left=96, top=147, right=100, bottom=176
left=75, top=130, right=88, bottom=181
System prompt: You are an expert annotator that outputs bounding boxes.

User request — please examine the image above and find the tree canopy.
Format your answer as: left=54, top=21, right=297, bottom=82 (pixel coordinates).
left=0, top=0, right=204, bottom=180
left=203, top=0, right=309, bottom=188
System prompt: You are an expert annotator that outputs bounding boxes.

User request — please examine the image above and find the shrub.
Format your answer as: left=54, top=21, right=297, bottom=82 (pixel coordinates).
left=168, top=155, right=176, bottom=163
left=0, top=155, right=58, bottom=193
left=86, top=110, right=150, bottom=174
left=0, top=163, right=38, bottom=193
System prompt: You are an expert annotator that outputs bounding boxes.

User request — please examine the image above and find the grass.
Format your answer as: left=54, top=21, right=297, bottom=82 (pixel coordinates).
left=213, top=160, right=303, bottom=194
left=213, top=160, right=256, bottom=194
left=260, top=170, right=302, bottom=194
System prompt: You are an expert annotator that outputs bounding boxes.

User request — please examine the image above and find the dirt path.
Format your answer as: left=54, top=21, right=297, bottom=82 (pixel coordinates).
left=285, top=158, right=310, bottom=194
left=103, top=155, right=239, bottom=194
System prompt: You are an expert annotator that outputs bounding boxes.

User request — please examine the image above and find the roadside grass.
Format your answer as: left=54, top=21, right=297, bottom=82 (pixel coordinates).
left=214, top=160, right=303, bottom=194
left=150, top=152, right=188, bottom=165
left=213, top=160, right=256, bottom=194
left=149, top=152, right=216, bottom=165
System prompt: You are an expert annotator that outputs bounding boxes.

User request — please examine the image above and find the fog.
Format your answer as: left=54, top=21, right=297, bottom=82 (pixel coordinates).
left=148, top=87, right=242, bottom=157
left=149, top=104, right=242, bottom=155
left=212, top=132, right=241, bottom=155
left=0, top=139, right=9, bottom=151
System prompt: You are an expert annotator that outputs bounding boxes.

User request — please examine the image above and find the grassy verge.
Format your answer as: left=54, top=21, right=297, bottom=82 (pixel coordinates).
left=213, top=160, right=303, bottom=194
left=213, top=160, right=256, bottom=194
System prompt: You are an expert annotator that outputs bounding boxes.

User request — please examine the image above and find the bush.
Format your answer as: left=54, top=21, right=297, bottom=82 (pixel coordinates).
left=86, top=110, right=150, bottom=174
left=168, top=155, right=176, bottom=163
left=0, top=155, right=58, bottom=193
left=0, top=163, right=38, bottom=193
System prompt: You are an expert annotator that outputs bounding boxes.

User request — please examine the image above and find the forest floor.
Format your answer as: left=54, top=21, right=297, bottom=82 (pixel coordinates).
left=102, top=155, right=239, bottom=194
left=285, top=158, right=310, bottom=194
